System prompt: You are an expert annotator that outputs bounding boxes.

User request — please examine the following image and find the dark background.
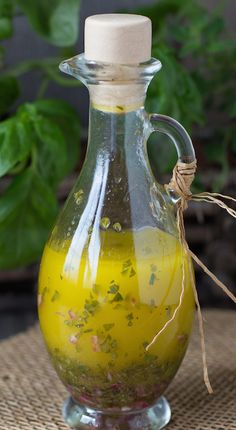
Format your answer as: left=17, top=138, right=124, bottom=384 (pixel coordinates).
left=0, top=0, right=236, bottom=340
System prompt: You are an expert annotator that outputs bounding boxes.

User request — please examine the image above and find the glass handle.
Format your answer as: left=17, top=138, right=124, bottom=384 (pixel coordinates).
left=148, top=113, right=195, bottom=164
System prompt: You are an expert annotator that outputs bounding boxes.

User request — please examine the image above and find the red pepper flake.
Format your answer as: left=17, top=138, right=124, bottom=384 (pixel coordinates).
left=133, top=401, right=149, bottom=409
left=135, top=385, right=148, bottom=397
left=177, top=334, right=188, bottom=344
left=69, top=334, right=78, bottom=344
left=91, top=335, right=101, bottom=352
left=55, top=312, right=66, bottom=318
left=68, top=309, right=76, bottom=320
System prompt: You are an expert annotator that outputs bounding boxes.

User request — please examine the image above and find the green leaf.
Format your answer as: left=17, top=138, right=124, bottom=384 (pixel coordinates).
left=33, top=99, right=80, bottom=174
left=0, top=116, right=32, bottom=177
left=130, top=0, right=188, bottom=33
left=148, top=44, right=204, bottom=130
left=0, top=98, right=80, bottom=182
left=0, top=75, right=20, bottom=115
left=146, top=44, right=204, bottom=176
left=34, top=116, right=68, bottom=188
left=0, top=0, right=14, bottom=40
left=0, top=168, right=58, bottom=269
left=16, top=0, right=81, bottom=46
left=0, top=99, right=80, bottom=269
left=15, top=100, right=80, bottom=187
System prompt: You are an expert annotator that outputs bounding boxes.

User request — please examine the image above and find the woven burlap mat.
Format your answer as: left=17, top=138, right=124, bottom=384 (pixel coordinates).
left=0, top=310, right=235, bottom=430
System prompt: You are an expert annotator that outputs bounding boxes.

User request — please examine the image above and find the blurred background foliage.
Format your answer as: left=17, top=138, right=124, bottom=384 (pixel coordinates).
left=137, top=0, right=236, bottom=186
left=0, top=0, right=235, bottom=270
left=0, top=0, right=81, bottom=269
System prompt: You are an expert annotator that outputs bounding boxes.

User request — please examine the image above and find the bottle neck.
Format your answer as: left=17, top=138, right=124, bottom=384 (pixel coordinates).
left=85, top=104, right=150, bottom=161
left=88, top=83, right=147, bottom=113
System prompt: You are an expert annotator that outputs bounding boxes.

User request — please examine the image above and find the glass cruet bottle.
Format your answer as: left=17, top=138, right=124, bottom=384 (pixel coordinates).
left=38, top=14, right=196, bottom=430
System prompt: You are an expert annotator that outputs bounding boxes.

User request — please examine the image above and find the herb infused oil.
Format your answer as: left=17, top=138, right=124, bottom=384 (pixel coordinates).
left=38, top=13, right=197, bottom=430
left=38, top=227, right=194, bottom=409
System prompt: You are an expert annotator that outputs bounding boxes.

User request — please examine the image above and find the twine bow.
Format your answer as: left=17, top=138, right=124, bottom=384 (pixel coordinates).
left=146, top=159, right=236, bottom=394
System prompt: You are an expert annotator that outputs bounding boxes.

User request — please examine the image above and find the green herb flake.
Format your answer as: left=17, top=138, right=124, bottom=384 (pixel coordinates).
left=126, top=312, right=134, bottom=326
left=99, top=334, right=118, bottom=354
left=74, top=189, right=84, bottom=205
left=64, top=320, right=74, bottom=327
left=121, top=259, right=136, bottom=277
left=129, top=267, right=136, bottom=277
left=88, top=225, right=93, bottom=234
left=111, top=292, right=123, bottom=302
left=51, top=290, right=60, bottom=302
left=92, top=284, right=100, bottom=295
left=103, top=323, right=115, bottom=332
left=116, top=105, right=124, bottom=111
left=100, top=217, right=110, bottom=230
left=83, top=328, right=94, bottom=333
left=42, top=286, right=48, bottom=296
left=123, top=259, right=132, bottom=269
left=84, top=299, right=99, bottom=315
left=149, top=273, right=157, bottom=285
left=113, top=222, right=122, bottom=232
left=74, top=322, right=84, bottom=328
left=112, top=303, right=122, bottom=310
left=121, top=267, right=129, bottom=275
left=108, top=281, right=119, bottom=294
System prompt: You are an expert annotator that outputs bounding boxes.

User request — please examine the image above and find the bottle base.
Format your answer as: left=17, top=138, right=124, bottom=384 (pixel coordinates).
left=62, top=396, right=171, bottom=430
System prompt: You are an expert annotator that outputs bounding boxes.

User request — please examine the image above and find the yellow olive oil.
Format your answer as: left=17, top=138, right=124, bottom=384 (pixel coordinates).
left=38, top=227, right=194, bottom=409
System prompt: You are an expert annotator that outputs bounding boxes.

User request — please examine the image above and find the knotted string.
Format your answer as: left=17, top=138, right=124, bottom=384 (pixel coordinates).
left=146, top=159, right=236, bottom=394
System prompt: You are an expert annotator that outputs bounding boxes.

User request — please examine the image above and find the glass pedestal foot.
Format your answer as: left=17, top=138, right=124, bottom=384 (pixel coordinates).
left=62, top=396, right=171, bottom=430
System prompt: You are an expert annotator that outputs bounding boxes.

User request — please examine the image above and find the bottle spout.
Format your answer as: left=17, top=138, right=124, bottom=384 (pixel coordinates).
left=59, top=59, right=70, bottom=75
left=59, top=56, right=81, bottom=80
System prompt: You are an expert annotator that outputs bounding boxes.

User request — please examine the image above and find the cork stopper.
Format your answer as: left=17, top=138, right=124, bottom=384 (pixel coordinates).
left=84, top=14, right=152, bottom=64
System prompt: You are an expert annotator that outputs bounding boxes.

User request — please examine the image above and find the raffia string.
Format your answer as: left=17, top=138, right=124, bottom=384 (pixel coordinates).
left=146, top=159, right=236, bottom=394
